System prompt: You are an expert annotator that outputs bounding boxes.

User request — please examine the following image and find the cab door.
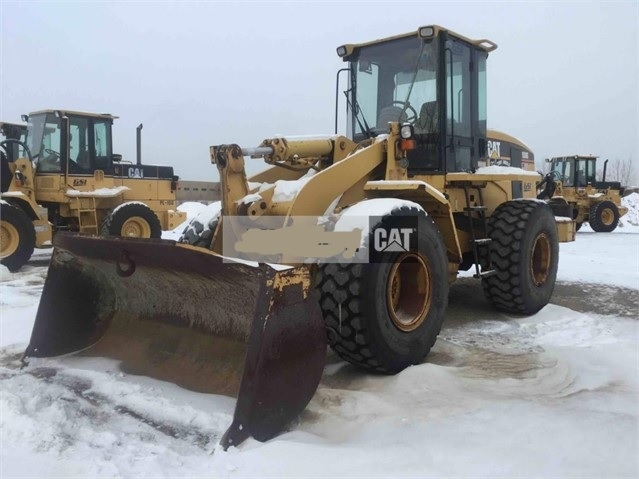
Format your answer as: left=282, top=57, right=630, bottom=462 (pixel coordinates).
left=443, top=38, right=487, bottom=172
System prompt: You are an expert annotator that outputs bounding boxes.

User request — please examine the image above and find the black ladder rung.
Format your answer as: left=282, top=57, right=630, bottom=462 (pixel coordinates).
left=472, top=238, right=492, bottom=246
left=475, top=269, right=497, bottom=279
left=465, top=206, right=487, bottom=212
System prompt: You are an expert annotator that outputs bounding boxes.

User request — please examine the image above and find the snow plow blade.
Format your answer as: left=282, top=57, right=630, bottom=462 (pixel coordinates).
left=25, top=234, right=326, bottom=448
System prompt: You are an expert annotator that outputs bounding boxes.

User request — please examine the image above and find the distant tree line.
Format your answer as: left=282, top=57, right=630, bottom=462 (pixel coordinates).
left=598, top=157, right=634, bottom=186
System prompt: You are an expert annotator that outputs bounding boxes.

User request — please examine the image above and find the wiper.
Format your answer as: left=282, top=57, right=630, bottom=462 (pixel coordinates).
left=398, top=41, right=427, bottom=121
left=344, top=89, right=375, bottom=139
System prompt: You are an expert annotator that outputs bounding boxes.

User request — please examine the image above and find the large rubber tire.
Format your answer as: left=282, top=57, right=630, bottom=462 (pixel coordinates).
left=588, top=201, right=619, bottom=232
left=179, top=202, right=221, bottom=248
left=0, top=203, right=35, bottom=272
left=101, top=203, right=162, bottom=238
left=317, top=206, right=449, bottom=374
left=482, top=200, right=559, bottom=315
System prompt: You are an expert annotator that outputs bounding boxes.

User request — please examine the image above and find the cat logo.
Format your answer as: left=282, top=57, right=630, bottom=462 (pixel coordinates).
left=373, top=228, right=412, bottom=252
left=487, top=140, right=501, bottom=159
left=73, top=179, right=87, bottom=186
left=128, top=167, right=144, bottom=179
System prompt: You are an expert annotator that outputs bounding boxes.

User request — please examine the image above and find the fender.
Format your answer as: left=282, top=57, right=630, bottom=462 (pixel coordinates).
left=363, top=180, right=462, bottom=264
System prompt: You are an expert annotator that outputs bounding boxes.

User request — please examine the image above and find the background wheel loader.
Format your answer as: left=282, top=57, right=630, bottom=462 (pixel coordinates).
left=537, top=154, right=628, bottom=232
left=1, top=121, right=28, bottom=191
left=0, top=110, right=186, bottom=271
left=25, top=26, right=576, bottom=448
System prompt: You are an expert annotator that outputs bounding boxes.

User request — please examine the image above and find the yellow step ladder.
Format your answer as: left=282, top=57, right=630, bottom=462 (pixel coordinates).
left=75, top=196, right=99, bottom=235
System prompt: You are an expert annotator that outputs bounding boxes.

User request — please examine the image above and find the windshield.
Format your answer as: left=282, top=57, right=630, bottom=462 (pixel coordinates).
left=350, top=36, right=437, bottom=138
left=27, top=113, right=62, bottom=172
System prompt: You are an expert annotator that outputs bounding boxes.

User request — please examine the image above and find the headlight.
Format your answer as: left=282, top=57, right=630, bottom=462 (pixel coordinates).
left=418, top=26, right=435, bottom=38
left=400, top=123, right=414, bottom=139
left=336, top=45, right=347, bottom=57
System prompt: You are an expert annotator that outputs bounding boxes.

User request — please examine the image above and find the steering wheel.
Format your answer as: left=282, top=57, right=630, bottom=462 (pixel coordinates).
left=44, top=148, right=61, bottom=159
left=390, top=101, right=418, bottom=124
left=0, top=139, right=33, bottom=162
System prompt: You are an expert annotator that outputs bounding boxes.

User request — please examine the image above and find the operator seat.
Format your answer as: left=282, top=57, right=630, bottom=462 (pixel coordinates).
left=376, top=106, right=406, bottom=130
left=417, top=101, right=439, bottom=134
left=76, top=149, right=91, bottom=172
left=576, top=170, right=586, bottom=187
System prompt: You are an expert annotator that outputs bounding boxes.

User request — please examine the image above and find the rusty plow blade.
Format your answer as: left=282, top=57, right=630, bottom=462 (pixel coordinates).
left=25, top=234, right=327, bottom=448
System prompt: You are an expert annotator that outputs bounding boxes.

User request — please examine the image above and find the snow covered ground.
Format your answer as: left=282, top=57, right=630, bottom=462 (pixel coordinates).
left=1, top=196, right=637, bottom=478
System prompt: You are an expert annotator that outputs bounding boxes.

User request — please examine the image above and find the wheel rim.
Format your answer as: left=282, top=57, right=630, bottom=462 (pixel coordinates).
left=120, top=216, right=152, bottom=238
left=0, top=221, right=19, bottom=259
left=386, top=252, right=432, bottom=332
left=530, top=233, right=552, bottom=286
left=600, top=207, right=614, bottom=226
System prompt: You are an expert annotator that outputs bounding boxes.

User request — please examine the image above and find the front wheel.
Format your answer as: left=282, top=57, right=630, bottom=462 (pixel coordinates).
left=1, top=203, right=35, bottom=272
left=317, top=206, right=449, bottom=373
left=101, top=203, right=162, bottom=238
left=482, top=200, right=559, bottom=315
left=589, top=201, right=620, bottom=232
left=178, top=201, right=221, bottom=248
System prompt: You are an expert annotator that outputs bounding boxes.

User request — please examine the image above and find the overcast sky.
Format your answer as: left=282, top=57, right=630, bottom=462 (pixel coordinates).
left=1, top=1, right=637, bottom=183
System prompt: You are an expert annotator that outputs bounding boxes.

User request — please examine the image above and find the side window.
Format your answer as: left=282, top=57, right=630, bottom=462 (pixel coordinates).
left=575, top=158, right=587, bottom=187
left=586, top=159, right=596, bottom=185
left=69, top=117, right=90, bottom=172
left=563, top=160, right=574, bottom=187
left=477, top=54, right=487, bottom=138
left=36, top=117, right=62, bottom=173
left=445, top=40, right=472, bottom=172
left=93, top=120, right=112, bottom=170
left=355, top=61, right=380, bottom=134
left=446, top=40, right=471, bottom=139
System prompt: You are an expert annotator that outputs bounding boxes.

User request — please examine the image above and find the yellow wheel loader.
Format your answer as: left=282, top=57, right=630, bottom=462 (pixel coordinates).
left=537, top=155, right=628, bottom=232
left=24, top=26, right=576, bottom=448
left=0, top=110, right=186, bottom=271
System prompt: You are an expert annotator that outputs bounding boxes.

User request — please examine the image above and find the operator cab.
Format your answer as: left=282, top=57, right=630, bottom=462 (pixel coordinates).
left=0, top=122, right=28, bottom=192
left=0, top=122, right=28, bottom=161
left=549, top=155, right=597, bottom=188
left=338, top=25, right=496, bottom=174
left=26, top=110, right=116, bottom=175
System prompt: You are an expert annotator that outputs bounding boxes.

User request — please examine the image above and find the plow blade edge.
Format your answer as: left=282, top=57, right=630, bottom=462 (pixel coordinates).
left=25, top=234, right=326, bottom=448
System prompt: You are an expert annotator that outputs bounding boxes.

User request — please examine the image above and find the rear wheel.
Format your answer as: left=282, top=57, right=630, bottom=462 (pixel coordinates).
left=0, top=203, right=35, bottom=272
left=482, top=200, right=559, bottom=314
left=317, top=206, right=449, bottom=373
left=101, top=203, right=162, bottom=238
left=589, top=201, right=619, bottom=232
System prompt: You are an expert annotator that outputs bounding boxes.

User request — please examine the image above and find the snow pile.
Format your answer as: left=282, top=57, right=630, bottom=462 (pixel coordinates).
left=175, top=201, right=209, bottom=219
left=65, top=186, right=130, bottom=197
left=621, top=192, right=639, bottom=227
left=271, top=177, right=312, bottom=202
left=167, top=201, right=221, bottom=243
left=0, top=218, right=637, bottom=477
left=0, top=264, right=11, bottom=281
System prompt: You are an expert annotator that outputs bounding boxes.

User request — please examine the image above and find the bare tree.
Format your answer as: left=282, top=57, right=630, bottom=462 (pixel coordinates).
left=597, top=157, right=634, bottom=185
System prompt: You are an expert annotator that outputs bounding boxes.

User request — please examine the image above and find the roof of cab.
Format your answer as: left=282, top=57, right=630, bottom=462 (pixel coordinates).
left=28, top=109, right=119, bottom=120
